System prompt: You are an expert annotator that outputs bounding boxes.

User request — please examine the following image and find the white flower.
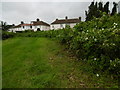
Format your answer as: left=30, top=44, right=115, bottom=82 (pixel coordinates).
left=102, top=28, right=104, bottom=30
left=85, top=37, right=88, bottom=40
left=94, top=38, right=97, bottom=41
left=113, top=23, right=117, bottom=25
left=114, top=26, right=116, bottom=28
left=110, top=60, right=112, bottom=63
left=94, top=58, right=97, bottom=60
left=82, top=31, right=84, bottom=33
left=96, top=74, right=99, bottom=77
left=112, top=43, right=115, bottom=46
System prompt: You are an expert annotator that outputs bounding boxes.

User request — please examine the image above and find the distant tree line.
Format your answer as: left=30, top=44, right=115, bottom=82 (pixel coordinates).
left=0, top=21, right=15, bottom=31
left=85, top=1, right=118, bottom=21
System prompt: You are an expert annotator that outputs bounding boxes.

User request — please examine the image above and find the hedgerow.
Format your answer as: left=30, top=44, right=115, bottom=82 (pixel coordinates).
left=2, top=31, right=15, bottom=40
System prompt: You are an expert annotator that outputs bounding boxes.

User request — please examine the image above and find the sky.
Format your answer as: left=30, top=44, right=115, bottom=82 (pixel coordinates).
left=0, top=0, right=120, bottom=25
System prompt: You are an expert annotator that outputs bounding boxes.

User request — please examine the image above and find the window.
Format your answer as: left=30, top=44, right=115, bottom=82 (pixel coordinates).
left=30, top=26, right=32, bottom=29
left=52, top=26, right=54, bottom=28
left=60, top=24, right=63, bottom=28
left=23, top=26, right=24, bottom=28
left=66, top=23, right=70, bottom=26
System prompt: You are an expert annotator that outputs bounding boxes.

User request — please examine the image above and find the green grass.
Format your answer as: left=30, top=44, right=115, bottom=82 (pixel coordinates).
left=2, top=37, right=118, bottom=88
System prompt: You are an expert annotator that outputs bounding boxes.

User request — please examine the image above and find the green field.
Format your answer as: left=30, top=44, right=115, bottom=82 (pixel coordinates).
left=2, top=37, right=118, bottom=88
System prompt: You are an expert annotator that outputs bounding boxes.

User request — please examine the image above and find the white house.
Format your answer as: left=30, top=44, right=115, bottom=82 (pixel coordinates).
left=8, top=25, right=21, bottom=32
left=8, top=19, right=50, bottom=32
left=20, top=24, right=33, bottom=31
left=31, top=19, right=50, bottom=31
left=50, top=16, right=81, bottom=30
left=8, top=23, right=33, bottom=32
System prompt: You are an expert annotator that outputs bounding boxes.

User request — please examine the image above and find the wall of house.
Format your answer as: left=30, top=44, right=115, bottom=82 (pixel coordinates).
left=69, top=23, right=77, bottom=28
left=50, top=24, right=65, bottom=30
left=50, top=23, right=77, bottom=30
left=21, top=26, right=32, bottom=31
left=41, top=26, right=50, bottom=31
left=9, top=27, right=22, bottom=32
left=32, top=25, right=50, bottom=31
left=14, top=27, right=22, bottom=32
left=32, top=25, right=41, bottom=31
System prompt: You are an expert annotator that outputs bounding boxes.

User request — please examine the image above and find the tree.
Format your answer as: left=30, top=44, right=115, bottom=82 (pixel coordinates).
left=85, top=1, right=102, bottom=21
left=1, top=21, right=14, bottom=31
left=98, top=1, right=103, bottom=12
left=85, top=1, right=95, bottom=21
left=103, top=2, right=110, bottom=14
left=111, top=2, right=117, bottom=16
left=1, top=21, right=7, bottom=31
left=94, top=2, right=101, bottom=18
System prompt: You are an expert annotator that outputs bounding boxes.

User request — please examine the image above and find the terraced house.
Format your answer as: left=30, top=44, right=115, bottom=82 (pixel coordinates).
left=31, top=18, right=50, bottom=31
left=9, top=18, right=50, bottom=32
left=50, top=16, right=81, bottom=30
left=8, top=17, right=81, bottom=32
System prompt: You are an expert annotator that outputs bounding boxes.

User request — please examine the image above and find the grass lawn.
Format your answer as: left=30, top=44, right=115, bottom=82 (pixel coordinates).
left=2, top=37, right=118, bottom=88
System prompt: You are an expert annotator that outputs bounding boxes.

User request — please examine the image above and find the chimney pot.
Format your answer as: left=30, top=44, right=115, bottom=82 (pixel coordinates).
left=65, top=16, right=68, bottom=19
left=37, top=18, right=39, bottom=21
left=79, top=17, right=81, bottom=21
left=21, top=21, right=24, bottom=24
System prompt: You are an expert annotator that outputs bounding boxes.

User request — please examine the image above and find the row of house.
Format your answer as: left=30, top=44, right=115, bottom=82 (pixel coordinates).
left=8, top=16, right=81, bottom=32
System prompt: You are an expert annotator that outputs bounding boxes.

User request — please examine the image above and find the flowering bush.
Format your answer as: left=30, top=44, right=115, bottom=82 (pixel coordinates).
left=53, top=14, right=120, bottom=76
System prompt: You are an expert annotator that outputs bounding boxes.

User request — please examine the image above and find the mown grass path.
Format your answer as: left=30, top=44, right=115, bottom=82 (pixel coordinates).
left=2, top=37, right=118, bottom=88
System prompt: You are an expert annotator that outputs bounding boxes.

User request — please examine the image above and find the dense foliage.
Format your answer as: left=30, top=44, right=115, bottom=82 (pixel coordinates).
left=2, top=31, right=15, bottom=40
left=2, top=14, right=120, bottom=77
left=55, top=14, right=120, bottom=77
left=85, top=1, right=117, bottom=21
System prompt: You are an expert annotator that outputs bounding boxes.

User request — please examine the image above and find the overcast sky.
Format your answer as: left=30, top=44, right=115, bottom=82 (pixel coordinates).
left=1, top=0, right=119, bottom=25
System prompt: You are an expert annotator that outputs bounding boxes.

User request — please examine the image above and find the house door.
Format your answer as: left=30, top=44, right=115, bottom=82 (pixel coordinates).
left=37, top=28, right=40, bottom=31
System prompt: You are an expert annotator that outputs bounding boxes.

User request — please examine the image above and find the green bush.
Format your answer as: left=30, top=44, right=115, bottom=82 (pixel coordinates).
left=2, top=31, right=15, bottom=40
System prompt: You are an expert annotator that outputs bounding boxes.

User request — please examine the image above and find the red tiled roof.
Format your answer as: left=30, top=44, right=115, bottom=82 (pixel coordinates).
left=51, top=18, right=81, bottom=24
left=13, top=25, right=21, bottom=28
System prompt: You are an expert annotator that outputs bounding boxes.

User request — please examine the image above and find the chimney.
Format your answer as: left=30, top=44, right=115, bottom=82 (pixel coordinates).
left=65, top=16, right=68, bottom=19
left=79, top=17, right=81, bottom=21
left=56, top=18, right=58, bottom=21
left=21, top=21, right=24, bottom=24
left=37, top=18, right=39, bottom=21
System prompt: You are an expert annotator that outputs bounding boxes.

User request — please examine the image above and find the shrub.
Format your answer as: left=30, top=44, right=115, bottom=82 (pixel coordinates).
left=2, top=31, right=15, bottom=40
